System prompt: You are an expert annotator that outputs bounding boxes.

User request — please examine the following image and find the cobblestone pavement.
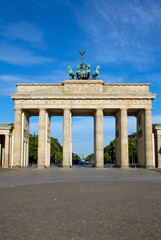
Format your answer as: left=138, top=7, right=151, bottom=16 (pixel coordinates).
left=0, top=167, right=161, bottom=240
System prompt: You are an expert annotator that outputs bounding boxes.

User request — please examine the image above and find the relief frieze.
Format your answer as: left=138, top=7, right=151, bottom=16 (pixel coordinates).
left=65, top=83, right=102, bottom=93
left=16, top=98, right=151, bottom=108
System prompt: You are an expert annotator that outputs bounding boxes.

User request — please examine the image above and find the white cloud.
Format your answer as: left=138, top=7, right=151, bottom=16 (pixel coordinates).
left=0, top=71, right=68, bottom=96
left=0, top=71, right=67, bottom=84
left=69, top=0, right=161, bottom=69
left=0, top=42, right=52, bottom=66
left=0, top=75, right=24, bottom=82
left=0, top=86, right=17, bottom=96
left=0, top=21, right=45, bottom=49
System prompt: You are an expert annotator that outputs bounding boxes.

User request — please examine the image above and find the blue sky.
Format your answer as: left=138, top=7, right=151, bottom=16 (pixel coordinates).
left=0, top=0, right=161, bottom=157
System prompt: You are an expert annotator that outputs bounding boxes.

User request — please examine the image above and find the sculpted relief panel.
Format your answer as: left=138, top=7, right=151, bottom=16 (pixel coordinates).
left=64, top=83, right=102, bottom=93
left=15, top=98, right=151, bottom=109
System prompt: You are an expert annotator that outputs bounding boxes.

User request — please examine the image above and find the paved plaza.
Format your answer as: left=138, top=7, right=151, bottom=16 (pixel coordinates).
left=0, top=167, right=161, bottom=240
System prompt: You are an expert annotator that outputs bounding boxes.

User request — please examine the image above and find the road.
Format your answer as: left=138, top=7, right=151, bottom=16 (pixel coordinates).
left=0, top=167, right=160, bottom=240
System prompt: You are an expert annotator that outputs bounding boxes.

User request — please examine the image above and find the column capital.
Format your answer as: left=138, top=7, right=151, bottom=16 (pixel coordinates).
left=63, top=108, right=71, bottom=111
left=14, top=108, right=22, bottom=112
left=5, top=134, right=9, bottom=137
left=39, top=108, right=46, bottom=112
left=120, top=108, right=127, bottom=111
left=46, top=109, right=51, bottom=117
left=95, top=108, right=103, bottom=112
left=144, top=108, right=152, bottom=112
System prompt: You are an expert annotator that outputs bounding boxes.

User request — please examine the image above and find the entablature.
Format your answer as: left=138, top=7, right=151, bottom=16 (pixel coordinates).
left=11, top=80, right=155, bottom=98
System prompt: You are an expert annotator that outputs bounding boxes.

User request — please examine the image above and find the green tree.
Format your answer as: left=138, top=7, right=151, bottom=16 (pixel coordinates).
left=86, top=132, right=138, bottom=165
left=29, top=134, right=81, bottom=165
left=72, top=153, right=81, bottom=161
left=29, top=134, right=38, bottom=164
left=50, top=137, right=63, bottom=164
left=104, top=139, right=116, bottom=164
left=104, top=152, right=110, bottom=164
left=85, top=153, right=94, bottom=162
left=128, top=132, right=137, bottom=164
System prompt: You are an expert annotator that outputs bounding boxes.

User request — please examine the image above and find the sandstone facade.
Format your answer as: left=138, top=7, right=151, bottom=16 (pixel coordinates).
left=0, top=79, right=158, bottom=168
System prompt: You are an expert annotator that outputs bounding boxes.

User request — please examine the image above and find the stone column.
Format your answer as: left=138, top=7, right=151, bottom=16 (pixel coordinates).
left=3, top=134, right=9, bottom=168
left=46, top=110, right=51, bottom=167
left=155, top=128, right=161, bottom=168
left=152, top=132, right=155, bottom=166
left=115, top=111, right=120, bottom=166
left=94, top=109, right=104, bottom=168
left=94, top=115, right=96, bottom=166
left=63, top=108, right=72, bottom=167
left=11, top=133, right=14, bottom=168
left=19, top=110, right=30, bottom=167
left=137, top=111, right=145, bottom=167
left=38, top=109, right=47, bottom=167
left=13, top=109, right=22, bottom=167
left=2, top=138, right=5, bottom=167
left=20, top=111, right=25, bottom=167
left=9, top=134, right=12, bottom=167
left=24, top=111, right=29, bottom=167
left=0, top=137, right=2, bottom=166
left=145, top=109, right=154, bottom=168
left=115, top=109, right=129, bottom=168
left=120, top=108, right=129, bottom=168
left=70, top=112, right=72, bottom=166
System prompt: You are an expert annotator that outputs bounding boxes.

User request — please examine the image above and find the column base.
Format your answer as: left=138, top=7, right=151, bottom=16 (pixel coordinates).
left=145, top=165, right=156, bottom=169
left=63, top=165, right=72, bottom=168
left=11, top=165, right=21, bottom=168
left=45, top=165, right=50, bottom=168
left=37, top=166, right=46, bottom=169
left=120, top=166, right=129, bottom=170
left=95, top=165, right=104, bottom=168
left=2, top=165, right=9, bottom=168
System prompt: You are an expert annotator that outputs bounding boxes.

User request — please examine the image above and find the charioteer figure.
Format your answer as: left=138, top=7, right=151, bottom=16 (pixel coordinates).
left=67, top=51, right=100, bottom=80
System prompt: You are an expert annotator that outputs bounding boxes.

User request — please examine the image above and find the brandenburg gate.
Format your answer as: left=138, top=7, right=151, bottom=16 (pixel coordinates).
left=9, top=53, right=157, bottom=169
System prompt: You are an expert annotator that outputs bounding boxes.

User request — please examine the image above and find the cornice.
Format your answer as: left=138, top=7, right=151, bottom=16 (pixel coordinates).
left=15, top=83, right=62, bottom=86
left=104, top=83, right=151, bottom=86
left=62, top=80, right=104, bottom=85
left=15, top=82, right=151, bottom=86
left=10, top=94, right=157, bottom=100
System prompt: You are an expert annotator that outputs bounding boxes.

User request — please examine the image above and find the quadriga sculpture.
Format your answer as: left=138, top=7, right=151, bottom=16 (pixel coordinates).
left=76, top=64, right=91, bottom=79
left=92, top=65, right=100, bottom=79
left=67, top=66, right=75, bottom=79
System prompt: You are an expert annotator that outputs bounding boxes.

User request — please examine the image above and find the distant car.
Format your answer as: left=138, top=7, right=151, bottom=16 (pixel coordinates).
left=72, top=159, right=80, bottom=165
left=80, top=160, right=88, bottom=165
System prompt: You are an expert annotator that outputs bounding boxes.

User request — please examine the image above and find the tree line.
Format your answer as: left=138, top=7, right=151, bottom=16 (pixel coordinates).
left=29, top=134, right=80, bottom=164
left=85, top=132, right=137, bottom=164
left=29, top=132, right=137, bottom=165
